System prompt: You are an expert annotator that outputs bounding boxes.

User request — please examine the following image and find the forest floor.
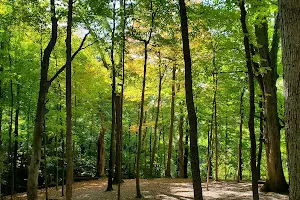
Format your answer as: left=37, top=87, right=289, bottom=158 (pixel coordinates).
left=5, top=178, right=288, bottom=200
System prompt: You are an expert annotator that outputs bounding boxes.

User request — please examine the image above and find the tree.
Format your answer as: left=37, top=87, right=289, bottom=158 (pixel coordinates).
left=179, top=0, right=203, bottom=199
left=280, top=0, right=300, bottom=199
left=238, top=1, right=259, bottom=199
left=165, top=65, right=176, bottom=178
left=237, top=88, right=244, bottom=182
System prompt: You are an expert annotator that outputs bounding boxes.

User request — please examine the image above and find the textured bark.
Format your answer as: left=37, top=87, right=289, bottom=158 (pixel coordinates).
left=239, top=1, right=259, bottom=199
left=149, top=60, right=163, bottom=178
left=237, top=88, right=244, bottom=182
left=65, top=0, right=73, bottom=199
left=27, top=1, right=58, bottom=199
left=107, top=0, right=117, bottom=192
left=97, top=114, right=106, bottom=177
left=280, top=1, right=300, bottom=199
left=165, top=65, right=176, bottom=178
left=255, top=16, right=288, bottom=193
left=179, top=0, right=203, bottom=199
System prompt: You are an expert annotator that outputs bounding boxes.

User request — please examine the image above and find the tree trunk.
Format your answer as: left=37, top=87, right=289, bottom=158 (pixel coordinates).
left=115, top=95, right=122, bottom=200
left=13, top=85, right=20, bottom=195
left=206, top=96, right=214, bottom=190
left=107, top=0, right=117, bottom=192
left=65, top=0, right=73, bottom=199
left=257, top=95, right=264, bottom=180
left=213, top=73, right=219, bottom=181
left=136, top=41, right=148, bottom=198
left=165, top=65, right=176, bottom=178
left=184, top=129, right=188, bottom=179
left=149, top=66, right=162, bottom=177
left=239, top=1, right=259, bottom=199
left=97, top=114, right=106, bottom=178
left=237, top=88, right=244, bottom=182
left=0, top=67, right=3, bottom=200
left=179, top=0, right=203, bottom=199
left=8, top=79, right=13, bottom=199
left=27, top=1, right=58, bottom=199
left=280, top=0, right=300, bottom=198
left=255, top=17, right=288, bottom=193
left=178, top=105, right=184, bottom=178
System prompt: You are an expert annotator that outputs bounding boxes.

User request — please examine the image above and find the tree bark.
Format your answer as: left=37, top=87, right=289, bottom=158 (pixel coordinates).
left=27, top=1, right=58, bottom=199
left=237, top=88, right=244, bottom=182
left=97, top=114, right=106, bottom=178
left=239, top=1, right=259, bottom=199
left=13, top=85, right=20, bottom=195
left=257, top=95, right=264, bottom=180
left=255, top=17, right=288, bottom=193
left=115, top=95, right=122, bottom=200
left=184, top=128, right=188, bottom=179
left=65, top=0, right=73, bottom=199
left=165, top=65, right=176, bottom=178
left=280, top=0, right=300, bottom=199
left=0, top=66, right=3, bottom=200
left=107, top=0, right=117, bottom=191
left=149, top=59, right=163, bottom=178
left=179, top=0, right=203, bottom=199
left=178, top=105, right=185, bottom=178
left=213, top=73, right=219, bottom=181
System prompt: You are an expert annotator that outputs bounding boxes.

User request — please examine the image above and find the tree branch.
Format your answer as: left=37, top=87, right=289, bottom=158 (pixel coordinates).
left=48, top=31, right=90, bottom=84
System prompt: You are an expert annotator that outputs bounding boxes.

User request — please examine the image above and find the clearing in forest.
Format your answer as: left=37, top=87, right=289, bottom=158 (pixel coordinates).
left=6, top=178, right=288, bottom=200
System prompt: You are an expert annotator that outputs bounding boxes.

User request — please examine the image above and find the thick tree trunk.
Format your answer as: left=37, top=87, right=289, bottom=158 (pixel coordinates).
left=149, top=65, right=162, bottom=178
left=179, top=0, right=203, bottom=199
left=97, top=114, right=106, bottom=178
left=255, top=18, right=288, bottom=193
left=165, top=65, right=176, bottom=178
left=27, top=1, right=58, bottom=199
left=237, top=88, right=244, bottom=182
left=280, top=1, right=300, bottom=199
left=239, top=1, right=259, bottom=199
left=65, top=0, right=73, bottom=199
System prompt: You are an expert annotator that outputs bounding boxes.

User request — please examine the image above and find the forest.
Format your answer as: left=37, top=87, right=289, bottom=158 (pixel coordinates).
left=0, top=0, right=299, bottom=199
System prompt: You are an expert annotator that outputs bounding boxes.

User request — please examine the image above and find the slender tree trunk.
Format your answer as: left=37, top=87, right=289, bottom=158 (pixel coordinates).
left=257, top=95, right=264, bottom=180
left=165, top=65, right=176, bottom=178
left=224, top=108, right=228, bottom=180
left=107, top=0, right=117, bottom=191
left=13, top=85, right=20, bottom=195
left=179, top=0, right=203, bottom=199
left=27, top=1, right=58, bottom=199
left=115, top=96, right=122, bottom=200
left=239, top=1, right=259, bottom=199
left=0, top=67, right=3, bottom=200
left=206, top=97, right=214, bottom=190
left=136, top=41, right=148, bottom=198
left=213, top=73, right=219, bottom=181
left=237, top=88, right=244, bottom=182
left=178, top=104, right=184, bottom=178
left=280, top=1, right=300, bottom=198
left=43, top=128, right=48, bottom=200
left=9, top=79, right=13, bottom=199
left=149, top=67, right=162, bottom=177
left=65, top=0, right=73, bottom=199
left=97, top=114, right=106, bottom=178
left=184, top=128, right=188, bottom=179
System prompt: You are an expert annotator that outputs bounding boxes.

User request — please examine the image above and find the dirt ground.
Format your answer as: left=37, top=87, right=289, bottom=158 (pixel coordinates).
left=6, top=178, right=288, bottom=200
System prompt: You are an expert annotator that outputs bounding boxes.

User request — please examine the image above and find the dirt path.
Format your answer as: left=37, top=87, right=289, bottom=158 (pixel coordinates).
left=6, top=178, right=288, bottom=199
